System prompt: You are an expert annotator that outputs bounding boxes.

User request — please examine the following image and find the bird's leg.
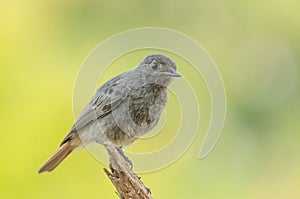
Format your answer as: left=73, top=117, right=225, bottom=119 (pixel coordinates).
left=115, top=147, right=133, bottom=169
left=115, top=147, right=152, bottom=193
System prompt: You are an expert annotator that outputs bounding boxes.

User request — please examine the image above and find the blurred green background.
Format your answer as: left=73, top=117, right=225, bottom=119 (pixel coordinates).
left=0, top=0, right=299, bottom=198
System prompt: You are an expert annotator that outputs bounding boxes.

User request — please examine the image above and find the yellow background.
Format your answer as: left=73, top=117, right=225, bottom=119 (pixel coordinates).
left=0, top=0, right=299, bottom=198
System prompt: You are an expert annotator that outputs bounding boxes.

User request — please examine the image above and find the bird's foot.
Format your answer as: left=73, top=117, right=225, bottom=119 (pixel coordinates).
left=115, top=147, right=133, bottom=170
left=146, top=187, right=152, bottom=195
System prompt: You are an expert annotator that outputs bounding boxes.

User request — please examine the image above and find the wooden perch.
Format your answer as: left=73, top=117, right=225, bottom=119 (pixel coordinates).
left=103, top=143, right=154, bottom=199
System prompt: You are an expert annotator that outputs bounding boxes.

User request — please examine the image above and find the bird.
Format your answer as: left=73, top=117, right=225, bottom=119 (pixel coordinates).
left=38, top=54, right=181, bottom=173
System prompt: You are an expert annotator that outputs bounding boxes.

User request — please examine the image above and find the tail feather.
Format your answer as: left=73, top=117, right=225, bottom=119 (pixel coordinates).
left=38, top=140, right=77, bottom=173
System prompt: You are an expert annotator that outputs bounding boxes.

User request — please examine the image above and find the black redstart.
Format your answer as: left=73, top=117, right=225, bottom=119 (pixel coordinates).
left=38, top=54, right=180, bottom=173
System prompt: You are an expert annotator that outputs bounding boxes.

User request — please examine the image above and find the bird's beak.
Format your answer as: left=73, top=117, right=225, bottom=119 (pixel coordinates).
left=164, top=71, right=181, bottom=77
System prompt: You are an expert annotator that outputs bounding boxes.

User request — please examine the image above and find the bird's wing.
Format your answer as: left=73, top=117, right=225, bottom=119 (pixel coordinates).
left=60, top=73, right=129, bottom=145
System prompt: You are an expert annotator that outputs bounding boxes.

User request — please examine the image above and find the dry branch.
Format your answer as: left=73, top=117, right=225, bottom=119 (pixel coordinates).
left=104, top=143, right=154, bottom=199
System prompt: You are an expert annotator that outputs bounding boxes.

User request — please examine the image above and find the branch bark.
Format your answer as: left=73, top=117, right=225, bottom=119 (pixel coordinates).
left=103, top=143, right=154, bottom=199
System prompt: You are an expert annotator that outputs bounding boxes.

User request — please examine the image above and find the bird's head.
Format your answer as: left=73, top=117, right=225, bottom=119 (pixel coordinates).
left=137, top=54, right=181, bottom=86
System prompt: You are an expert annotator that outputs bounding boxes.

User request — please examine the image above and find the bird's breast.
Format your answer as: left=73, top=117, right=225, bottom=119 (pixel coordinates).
left=128, top=84, right=167, bottom=128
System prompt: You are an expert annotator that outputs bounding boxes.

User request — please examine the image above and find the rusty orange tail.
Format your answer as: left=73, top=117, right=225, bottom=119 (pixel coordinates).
left=38, top=138, right=79, bottom=173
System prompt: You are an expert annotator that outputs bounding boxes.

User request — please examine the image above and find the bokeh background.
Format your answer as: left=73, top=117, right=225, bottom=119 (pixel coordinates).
left=1, top=0, right=299, bottom=198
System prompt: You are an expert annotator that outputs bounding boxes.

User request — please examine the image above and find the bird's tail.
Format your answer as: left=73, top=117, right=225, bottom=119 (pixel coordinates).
left=38, top=137, right=80, bottom=173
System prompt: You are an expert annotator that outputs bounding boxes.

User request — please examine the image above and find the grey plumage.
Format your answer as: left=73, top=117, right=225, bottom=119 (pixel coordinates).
left=39, top=54, right=180, bottom=173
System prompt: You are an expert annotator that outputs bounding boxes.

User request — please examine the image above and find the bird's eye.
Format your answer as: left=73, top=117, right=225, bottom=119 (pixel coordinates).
left=150, top=60, right=158, bottom=70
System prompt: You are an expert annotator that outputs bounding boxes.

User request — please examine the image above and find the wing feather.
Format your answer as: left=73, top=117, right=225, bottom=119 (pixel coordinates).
left=60, top=72, right=129, bottom=145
